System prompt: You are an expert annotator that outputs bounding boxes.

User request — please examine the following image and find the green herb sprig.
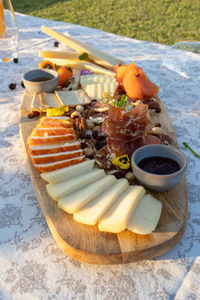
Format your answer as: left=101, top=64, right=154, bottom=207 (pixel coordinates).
left=79, top=52, right=89, bottom=61
left=113, top=94, right=129, bottom=107
left=183, top=142, right=200, bottom=158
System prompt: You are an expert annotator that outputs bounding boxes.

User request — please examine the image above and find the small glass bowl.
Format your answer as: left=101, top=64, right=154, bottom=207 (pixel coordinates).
left=131, top=144, right=187, bottom=192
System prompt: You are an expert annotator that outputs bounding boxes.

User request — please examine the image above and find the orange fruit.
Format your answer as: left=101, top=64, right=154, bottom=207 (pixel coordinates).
left=123, top=72, right=159, bottom=100
left=116, top=62, right=137, bottom=83
left=39, top=60, right=54, bottom=70
left=57, top=66, right=72, bottom=86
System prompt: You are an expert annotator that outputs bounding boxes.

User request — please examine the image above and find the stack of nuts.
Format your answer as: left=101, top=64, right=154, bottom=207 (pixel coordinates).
left=69, top=104, right=108, bottom=159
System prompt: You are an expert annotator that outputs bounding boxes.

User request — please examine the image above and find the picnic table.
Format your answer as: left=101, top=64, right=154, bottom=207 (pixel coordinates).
left=0, top=12, right=200, bottom=300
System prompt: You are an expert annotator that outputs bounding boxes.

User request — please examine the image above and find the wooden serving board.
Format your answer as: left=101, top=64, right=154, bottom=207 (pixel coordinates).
left=19, top=95, right=187, bottom=264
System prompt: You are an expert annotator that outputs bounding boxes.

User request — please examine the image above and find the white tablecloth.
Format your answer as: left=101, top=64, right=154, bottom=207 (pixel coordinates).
left=0, top=13, right=200, bottom=300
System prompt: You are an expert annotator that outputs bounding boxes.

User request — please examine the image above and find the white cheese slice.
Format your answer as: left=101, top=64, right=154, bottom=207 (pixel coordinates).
left=46, top=168, right=105, bottom=201
left=45, top=58, right=115, bottom=77
left=55, top=89, right=91, bottom=106
left=58, top=175, right=117, bottom=214
left=31, top=93, right=44, bottom=110
left=39, top=92, right=61, bottom=108
left=71, top=69, right=80, bottom=90
left=80, top=74, right=116, bottom=87
left=127, top=194, right=163, bottom=235
left=41, top=159, right=95, bottom=183
left=39, top=50, right=82, bottom=60
left=41, top=25, right=124, bottom=70
left=98, top=185, right=146, bottom=233
left=83, top=82, right=118, bottom=101
left=73, top=178, right=129, bottom=225
left=20, top=90, right=32, bottom=112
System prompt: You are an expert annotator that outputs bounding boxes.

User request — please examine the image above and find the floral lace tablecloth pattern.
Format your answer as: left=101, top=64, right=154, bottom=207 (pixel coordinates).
left=0, top=13, right=200, bottom=300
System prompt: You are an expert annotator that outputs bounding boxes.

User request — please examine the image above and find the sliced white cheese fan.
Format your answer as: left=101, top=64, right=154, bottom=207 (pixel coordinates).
left=73, top=178, right=129, bottom=225
left=58, top=175, right=117, bottom=214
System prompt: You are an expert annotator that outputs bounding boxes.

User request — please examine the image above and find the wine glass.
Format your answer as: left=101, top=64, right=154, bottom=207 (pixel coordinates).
left=0, top=0, right=19, bottom=62
left=161, top=41, right=200, bottom=81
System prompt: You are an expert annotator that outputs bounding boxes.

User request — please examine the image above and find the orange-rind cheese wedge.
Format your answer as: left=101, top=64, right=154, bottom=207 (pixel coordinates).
left=34, top=155, right=85, bottom=172
left=28, top=134, right=77, bottom=146
left=32, top=127, right=75, bottom=137
left=31, top=149, right=84, bottom=164
left=29, top=141, right=81, bottom=156
left=27, top=116, right=85, bottom=172
left=36, top=121, right=72, bottom=129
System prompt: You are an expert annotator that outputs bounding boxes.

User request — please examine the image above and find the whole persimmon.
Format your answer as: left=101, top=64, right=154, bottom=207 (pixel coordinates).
left=123, top=72, right=159, bottom=100
left=57, top=66, right=72, bottom=86
left=39, top=60, right=54, bottom=70
left=115, top=62, right=137, bottom=83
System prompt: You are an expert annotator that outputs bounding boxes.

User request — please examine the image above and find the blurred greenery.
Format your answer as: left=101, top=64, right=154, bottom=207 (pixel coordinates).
left=12, top=0, right=200, bottom=45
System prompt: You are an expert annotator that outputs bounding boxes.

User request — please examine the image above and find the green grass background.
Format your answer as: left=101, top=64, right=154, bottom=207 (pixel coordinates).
left=12, top=0, right=200, bottom=45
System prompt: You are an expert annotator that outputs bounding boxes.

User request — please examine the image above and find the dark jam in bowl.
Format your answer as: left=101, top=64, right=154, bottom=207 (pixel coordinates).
left=31, top=75, right=54, bottom=82
left=137, top=156, right=180, bottom=175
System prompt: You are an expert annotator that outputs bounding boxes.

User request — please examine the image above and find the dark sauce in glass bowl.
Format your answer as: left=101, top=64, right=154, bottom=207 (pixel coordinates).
left=31, top=75, right=54, bottom=82
left=137, top=156, right=180, bottom=175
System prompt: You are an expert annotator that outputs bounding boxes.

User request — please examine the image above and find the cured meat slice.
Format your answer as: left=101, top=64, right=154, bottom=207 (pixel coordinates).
left=102, top=118, right=146, bottom=140
left=107, top=104, right=148, bottom=126
left=107, top=137, right=145, bottom=157
left=102, top=104, right=149, bottom=157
